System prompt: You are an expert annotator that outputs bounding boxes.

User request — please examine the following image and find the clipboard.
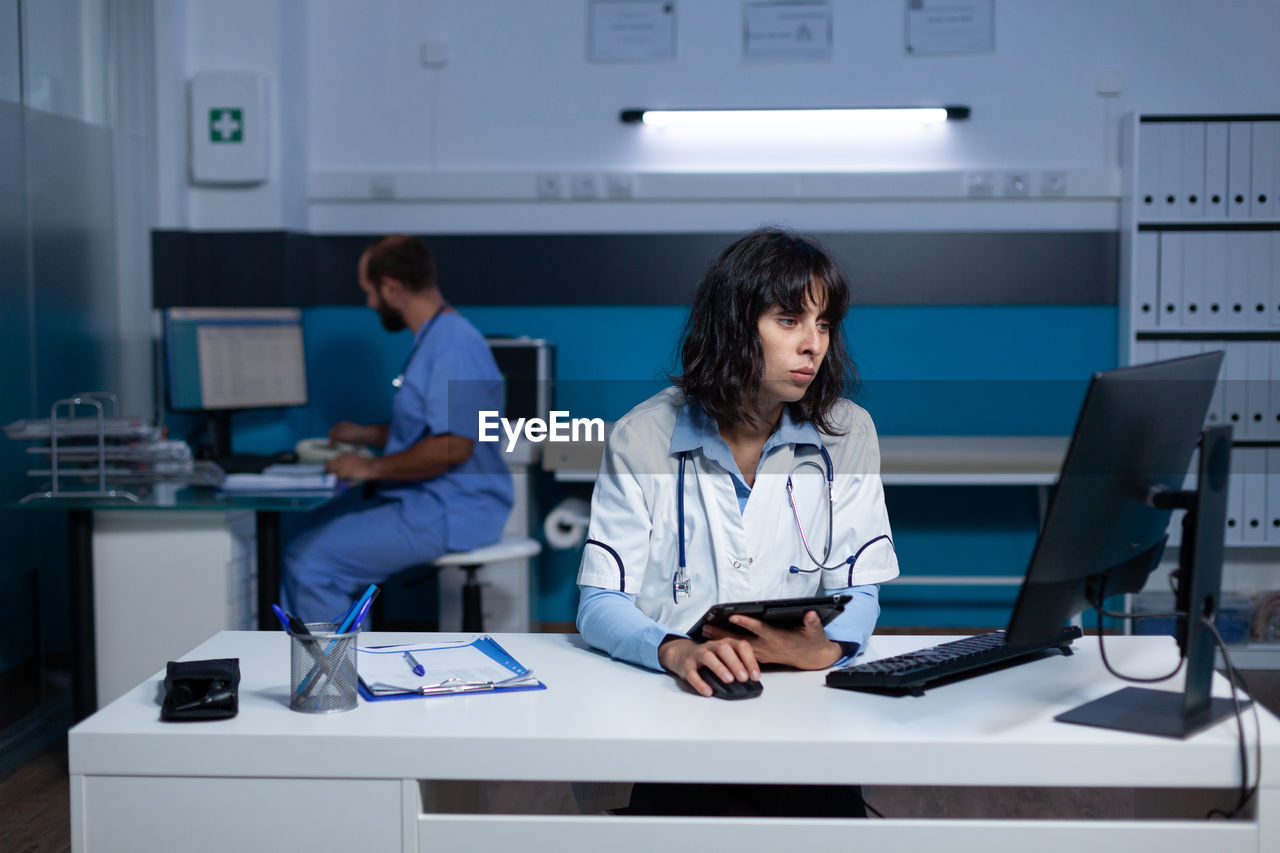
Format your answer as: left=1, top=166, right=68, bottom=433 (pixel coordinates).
left=356, top=636, right=545, bottom=701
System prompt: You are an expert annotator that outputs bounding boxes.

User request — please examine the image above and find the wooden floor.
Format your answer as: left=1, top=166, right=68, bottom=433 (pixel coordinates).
left=5, top=668, right=1278, bottom=850
left=0, top=744, right=68, bottom=853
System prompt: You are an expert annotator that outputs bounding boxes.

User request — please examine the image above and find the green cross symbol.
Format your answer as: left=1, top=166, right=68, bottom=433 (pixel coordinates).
left=209, top=108, right=243, bottom=143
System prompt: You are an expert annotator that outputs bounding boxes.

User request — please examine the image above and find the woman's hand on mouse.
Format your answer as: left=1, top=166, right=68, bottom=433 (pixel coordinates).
left=701, top=610, right=843, bottom=671
left=658, top=636, right=759, bottom=698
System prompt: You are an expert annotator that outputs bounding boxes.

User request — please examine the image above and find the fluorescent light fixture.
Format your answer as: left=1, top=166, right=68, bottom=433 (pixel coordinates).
left=620, top=106, right=970, bottom=128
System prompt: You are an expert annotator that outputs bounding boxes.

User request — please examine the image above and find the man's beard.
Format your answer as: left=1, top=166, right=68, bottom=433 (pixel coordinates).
left=376, top=300, right=406, bottom=332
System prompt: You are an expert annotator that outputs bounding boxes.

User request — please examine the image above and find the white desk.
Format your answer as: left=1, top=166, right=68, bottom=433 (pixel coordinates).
left=70, top=631, right=1278, bottom=853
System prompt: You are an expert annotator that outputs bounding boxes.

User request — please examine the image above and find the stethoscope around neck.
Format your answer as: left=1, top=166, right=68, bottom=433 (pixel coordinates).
left=673, top=445, right=886, bottom=603
left=391, top=304, right=449, bottom=389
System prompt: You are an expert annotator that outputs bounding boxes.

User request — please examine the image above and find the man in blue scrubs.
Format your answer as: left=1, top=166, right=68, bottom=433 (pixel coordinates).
left=282, top=235, right=514, bottom=622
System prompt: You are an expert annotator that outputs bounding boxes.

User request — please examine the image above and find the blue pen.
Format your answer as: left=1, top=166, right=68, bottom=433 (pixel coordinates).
left=337, top=584, right=378, bottom=631
left=323, top=584, right=378, bottom=654
left=271, top=604, right=292, bottom=633
left=403, top=651, right=425, bottom=677
left=350, top=588, right=379, bottom=631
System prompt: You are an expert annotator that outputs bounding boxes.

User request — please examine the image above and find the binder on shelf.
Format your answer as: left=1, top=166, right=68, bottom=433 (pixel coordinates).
left=1245, top=342, right=1270, bottom=441
left=1181, top=232, right=1207, bottom=327
left=1156, top=122, right=1182, bottom=216
left=1272, top=233, right=1280, bottom=329
left=1267, top=448, right=1280, bottom=544
left=1205, top=123, right=1229, bottom=217
left=1222, top=342, right=1248, bottom=432
left=1270, top=344, right=1280, bottom=440
left=1155, top=339, right=1197, bottom=362
left=1247, top=233, right=1272, bottom=329
left=1227, top=122, right=1252, bottom=218
left=1133, top=232, right=1159, bottom=329
left=1224, top=232, right=1251, bottom=329
left=1249, top=122, right=1277, bottom=220
left=1136, top=121, right=1160, bottom=219
left=1179, top=122, right=1206, bottom=219
left=1205, top=342, right=1226, bottom=429
left=1201, top=233, right=1227, bottom=325
left=1158, top=232, right=1183, bottom=328
left=1226, top=465, right=1245, bottom=546
left=355, top=636, right=544, bottom=701
left=1241, top=448, right=1267, bottom=545
left=1129, top=339, right=1156, bottom=367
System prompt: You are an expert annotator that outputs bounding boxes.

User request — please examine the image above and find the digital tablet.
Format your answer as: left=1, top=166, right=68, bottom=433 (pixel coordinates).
left=686, top=594, right=852, bottom=641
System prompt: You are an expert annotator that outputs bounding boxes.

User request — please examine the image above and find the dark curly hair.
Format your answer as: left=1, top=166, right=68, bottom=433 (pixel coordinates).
left=672, top=228, right=858, bottom=435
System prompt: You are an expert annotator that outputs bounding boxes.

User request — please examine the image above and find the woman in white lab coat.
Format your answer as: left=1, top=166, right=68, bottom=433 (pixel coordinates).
left=577, top=228, right=899, bottom=698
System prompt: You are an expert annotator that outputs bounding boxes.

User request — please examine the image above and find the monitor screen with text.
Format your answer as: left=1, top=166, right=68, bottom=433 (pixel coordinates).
left=165, top=307, right=309, bottom=411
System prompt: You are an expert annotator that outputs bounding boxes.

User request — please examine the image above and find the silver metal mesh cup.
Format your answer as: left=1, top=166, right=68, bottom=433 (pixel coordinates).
left=289, top=622, right=359, bottom=713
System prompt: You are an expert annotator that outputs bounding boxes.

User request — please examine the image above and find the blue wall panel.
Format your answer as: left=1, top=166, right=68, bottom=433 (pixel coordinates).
left=222, top=303, right=1116, bottom=627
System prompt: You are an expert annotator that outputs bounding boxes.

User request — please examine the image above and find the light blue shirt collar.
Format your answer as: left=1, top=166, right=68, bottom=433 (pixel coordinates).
left=669, top=401, right=823, bottom=486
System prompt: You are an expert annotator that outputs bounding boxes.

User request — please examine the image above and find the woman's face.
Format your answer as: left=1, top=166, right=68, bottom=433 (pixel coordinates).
left=755, top=288, right=830, bottom=415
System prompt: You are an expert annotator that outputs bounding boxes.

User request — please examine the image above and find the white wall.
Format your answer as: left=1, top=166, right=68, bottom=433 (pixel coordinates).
left=155, top=0, right=308, bottom=231
left=155, top=0, right=1280, bottom=234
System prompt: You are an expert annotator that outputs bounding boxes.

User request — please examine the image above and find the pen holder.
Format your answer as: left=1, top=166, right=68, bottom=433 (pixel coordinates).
left=289, top=622, right=359, bottom=713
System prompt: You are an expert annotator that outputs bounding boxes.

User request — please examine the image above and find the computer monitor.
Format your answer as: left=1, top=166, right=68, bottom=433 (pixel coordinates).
left=164, top=307, right=309, bottom=457
left=487, top=336, right=554, bottom=423
left=1004, top=350, right=1235, bottom=737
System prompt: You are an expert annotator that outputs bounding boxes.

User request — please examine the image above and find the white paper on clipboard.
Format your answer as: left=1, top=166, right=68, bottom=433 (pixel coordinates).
left=357, top=638, right=536, bottom=695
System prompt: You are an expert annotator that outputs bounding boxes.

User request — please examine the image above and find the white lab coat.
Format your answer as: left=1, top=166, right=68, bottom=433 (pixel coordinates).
left=577, top=387, right=899, bottom=634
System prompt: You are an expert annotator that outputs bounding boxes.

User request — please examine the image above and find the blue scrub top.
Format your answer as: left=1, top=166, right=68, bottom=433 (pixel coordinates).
left=381, top=311, right=514, bottom=551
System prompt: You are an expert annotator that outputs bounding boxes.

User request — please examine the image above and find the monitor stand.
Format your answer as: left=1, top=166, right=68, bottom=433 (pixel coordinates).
left=1056, top=426, right=1246, bottom=739
left=205, top=410, right=234, bottom=459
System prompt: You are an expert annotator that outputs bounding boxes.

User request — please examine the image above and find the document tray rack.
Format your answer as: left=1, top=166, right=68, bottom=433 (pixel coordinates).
left=826, top=626, right=1083, bottom=696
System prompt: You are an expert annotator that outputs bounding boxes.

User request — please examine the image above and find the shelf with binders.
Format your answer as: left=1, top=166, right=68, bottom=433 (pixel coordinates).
left=1130, top=114, right=1280, bottom=226
left=1121, top=112, right=1280, bottom=660
left=1121, top=112, right=1280, bottom=568
left=1127, top=227, right=1280, bottom=334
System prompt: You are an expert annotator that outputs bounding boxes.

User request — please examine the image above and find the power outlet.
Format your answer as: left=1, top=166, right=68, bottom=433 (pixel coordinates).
left=1040, top=170, right=1068, bottom=197
left=966, top=172, right=996, bottom=198
left=419, top=40, right=450, bottom=68
left=605, top=173, right=635, bottom=199
left=569, top=173, right=599, bottom=200
left=535, top=173, right=563, bottom=199
left=1003, top=172, right=1031, bottom=198
left=369, top=174, right=396, bottom=200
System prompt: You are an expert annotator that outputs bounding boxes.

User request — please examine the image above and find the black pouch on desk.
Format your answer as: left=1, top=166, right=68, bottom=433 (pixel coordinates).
left=161, top=658, right=240, bottom=721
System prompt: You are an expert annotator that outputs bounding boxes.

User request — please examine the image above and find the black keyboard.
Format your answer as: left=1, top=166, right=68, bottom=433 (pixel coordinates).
left=826, top=626, right=1083, bottom=696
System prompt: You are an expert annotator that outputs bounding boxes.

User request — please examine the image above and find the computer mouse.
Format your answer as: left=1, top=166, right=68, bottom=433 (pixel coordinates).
left=697, top=666, right=763, bottom=700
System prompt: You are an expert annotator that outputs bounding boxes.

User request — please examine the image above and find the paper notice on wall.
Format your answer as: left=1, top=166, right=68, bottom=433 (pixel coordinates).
left=743, top=1, right=832, bottom=62
left=905, top=0, right=994, bottom=55
left=589, top=1, right=677, bottom=62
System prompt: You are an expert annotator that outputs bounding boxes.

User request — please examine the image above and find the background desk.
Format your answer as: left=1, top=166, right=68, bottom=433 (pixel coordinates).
left=543, top=436, right=1071, bottom=485
left=545, top=435, right=1071, bottom=593
left=12, top=488, right=337, bottom=719
left=70, top=631, right=1278, bottom=853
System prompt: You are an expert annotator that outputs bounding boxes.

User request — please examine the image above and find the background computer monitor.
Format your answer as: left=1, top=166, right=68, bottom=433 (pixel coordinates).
left=164, top=307, right=309, bottom=456
left=487, top=336, right=554, bottom=423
